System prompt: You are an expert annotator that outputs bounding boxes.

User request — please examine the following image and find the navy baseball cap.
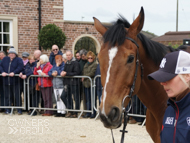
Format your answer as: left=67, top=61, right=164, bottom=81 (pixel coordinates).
left=148, top=51, right=190, bottom=82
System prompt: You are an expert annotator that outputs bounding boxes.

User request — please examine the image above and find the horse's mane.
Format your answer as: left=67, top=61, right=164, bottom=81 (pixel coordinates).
left=103, top=15, right=175, bottom=65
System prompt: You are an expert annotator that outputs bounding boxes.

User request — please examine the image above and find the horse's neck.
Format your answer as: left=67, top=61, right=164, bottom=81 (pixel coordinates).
left=137, top=52, right=168, bottom=120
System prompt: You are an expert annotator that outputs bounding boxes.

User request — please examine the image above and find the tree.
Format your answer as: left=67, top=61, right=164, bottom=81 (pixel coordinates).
left=38, top=24, right=66, bottom=50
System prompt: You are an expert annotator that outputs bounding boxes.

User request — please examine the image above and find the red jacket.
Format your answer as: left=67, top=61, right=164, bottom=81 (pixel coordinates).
left=33, top=62, right=53, bottom=87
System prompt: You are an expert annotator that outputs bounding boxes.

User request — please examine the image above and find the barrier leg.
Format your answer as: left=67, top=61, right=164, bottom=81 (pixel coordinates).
left=10, top=108, right=14, bottom=116
left=141, top=118, right=146, bottom=127
left=30, top=108, right=36, bottom=116
left=95, top=112, right=99, bottom=121
left=78, top=111, right=83, bottom=119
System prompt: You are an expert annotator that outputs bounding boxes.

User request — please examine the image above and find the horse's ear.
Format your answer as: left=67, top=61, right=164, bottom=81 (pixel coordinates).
left=128, top=7, right=144, bottom=37
left=93, top=17, right=107, bottom=36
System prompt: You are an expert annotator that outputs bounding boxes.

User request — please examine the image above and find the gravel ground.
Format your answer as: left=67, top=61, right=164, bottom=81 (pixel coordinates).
left=0, top=113, right=153, bottom=143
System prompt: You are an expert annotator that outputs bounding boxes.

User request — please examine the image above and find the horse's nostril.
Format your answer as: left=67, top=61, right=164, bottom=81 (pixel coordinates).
left=108, top=107, right=120, bottom=122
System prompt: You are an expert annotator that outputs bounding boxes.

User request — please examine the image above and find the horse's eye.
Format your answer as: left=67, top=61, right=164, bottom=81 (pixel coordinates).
left=127, top=55, right=134, bottom=63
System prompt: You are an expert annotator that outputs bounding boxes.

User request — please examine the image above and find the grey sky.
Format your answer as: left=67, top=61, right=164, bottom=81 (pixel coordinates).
left=64, top=0, right=190, bottom=36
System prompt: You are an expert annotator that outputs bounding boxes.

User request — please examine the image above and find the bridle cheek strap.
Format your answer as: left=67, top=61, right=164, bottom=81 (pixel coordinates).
left=111, top=37, right=143, bottom=143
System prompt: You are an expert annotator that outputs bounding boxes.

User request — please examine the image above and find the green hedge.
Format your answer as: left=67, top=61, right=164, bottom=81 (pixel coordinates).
left=38, top=24, right=66, bottom=50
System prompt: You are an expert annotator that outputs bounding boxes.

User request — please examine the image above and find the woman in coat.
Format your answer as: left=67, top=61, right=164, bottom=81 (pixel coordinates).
left=33, top=54, right=53, bottom=116
left=82, top=51, right=97, bottom=118
left=48, top=55, right=66, bottom=117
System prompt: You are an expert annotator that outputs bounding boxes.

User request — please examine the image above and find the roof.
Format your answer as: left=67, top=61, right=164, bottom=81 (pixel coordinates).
left=152, top=31, right=190, bottom=42
left=140, top=31, right=158, bottom=39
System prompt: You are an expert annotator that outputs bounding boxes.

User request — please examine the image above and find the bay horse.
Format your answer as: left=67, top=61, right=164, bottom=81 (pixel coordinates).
left=93, top=7, right=175, bottom=143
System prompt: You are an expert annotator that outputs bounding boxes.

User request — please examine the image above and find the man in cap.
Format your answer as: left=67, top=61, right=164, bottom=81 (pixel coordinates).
left=0, top=47, right=24, bottom=114
left=19, top=52, right=30, bottom=112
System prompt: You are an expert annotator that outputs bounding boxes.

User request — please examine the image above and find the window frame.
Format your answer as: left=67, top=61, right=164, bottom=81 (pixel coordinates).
left=0, top=20, right=13, bottom=51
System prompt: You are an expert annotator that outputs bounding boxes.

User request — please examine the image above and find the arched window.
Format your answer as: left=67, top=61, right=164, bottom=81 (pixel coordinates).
left=74, top=37, right=96, bottom=54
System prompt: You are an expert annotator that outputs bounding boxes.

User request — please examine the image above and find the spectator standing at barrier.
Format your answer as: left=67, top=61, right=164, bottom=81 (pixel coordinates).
left=33, top=49, right=44, bottom=113
left=0, top=47, right=24, bottom=115
left=78, top=49, right=88, bottom=112
left=48, top=55, right=66, bottom=117
left=95, top=57, right=102, bottom=105
left=75, top=50, right=81, bottom=62
left=82, top=51, right=97, bottom=118
left=60, top=50, right=80, bottom=118
left=148, top=51, right=190, bottom=142
left=62, top=53, right=67, bottom=64
left=79, top=49, right=88, bottom=75
left=34, top=54, right=53, bottom=116
left=49, top=45, right=63, bottom=66
left=34, top=50, right=41, bottom=62
left=20, top=55, right=38, bottom=116
left=0, top=51, right=6, bottom=112
left=19, top=52, right=29, bottom=112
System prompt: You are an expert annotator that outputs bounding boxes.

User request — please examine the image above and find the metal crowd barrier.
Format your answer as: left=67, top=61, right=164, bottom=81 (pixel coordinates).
left=0, top=74, right=26, bottom=115
left=27, top=75, right=94, bottom=119
left=0, top=73, right=146, bottom=124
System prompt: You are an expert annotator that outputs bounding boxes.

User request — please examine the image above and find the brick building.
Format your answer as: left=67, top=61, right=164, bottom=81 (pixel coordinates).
left=0, top=0, right=65, bottom=56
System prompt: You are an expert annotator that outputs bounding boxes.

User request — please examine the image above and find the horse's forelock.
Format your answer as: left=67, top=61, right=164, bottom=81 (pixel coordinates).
left=103, top=16, right=131, bottom=48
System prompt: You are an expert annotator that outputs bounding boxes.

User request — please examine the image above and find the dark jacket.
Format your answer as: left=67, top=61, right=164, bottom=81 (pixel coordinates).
left=48, top=62, right=65, bottom=88
left=160, top=92, right=190, bottom=143
left=82, top=61, right=97, bottom=88
left=79, top=59, right=87, bottom=75
left=63, top=57, right=80, bottom=85
left=23, top=61, right=37, bottom=86
left=0, top=56, right=24, bottom=85
left=49, top=50, right=63, bottom=66
left=95, top=64, right=102, bottom=91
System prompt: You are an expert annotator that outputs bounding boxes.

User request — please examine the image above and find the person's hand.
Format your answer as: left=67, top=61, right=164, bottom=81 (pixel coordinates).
left=56, top=61, right=61, bottom=67
left=40, top=72, right=46, bottom=76
left=81, top=78, right=84, bottom=82
left=9, top=72, right=14, bottom=77
left=36, top=61, right=41, bottom=68
left=52, top=71, right=58, bottom=77
left=60, top=71, right=66, bottom=77
left=21, top=75, right=27, bottom=79
left=19, top=72, right=23, bottom=77
left=2, top=72, right=7, bottom=77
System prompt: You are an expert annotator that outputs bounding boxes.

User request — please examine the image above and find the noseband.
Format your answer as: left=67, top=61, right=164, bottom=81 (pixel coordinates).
left=111, top=37, right=143, bottom=143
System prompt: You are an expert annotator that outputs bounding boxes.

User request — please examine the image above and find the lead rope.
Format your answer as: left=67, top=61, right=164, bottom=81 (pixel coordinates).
left=120, top=109, right=129, bottom=143
left=111, top=111, right=129, bottom=143
left=111, top=129, right=115, bottom=143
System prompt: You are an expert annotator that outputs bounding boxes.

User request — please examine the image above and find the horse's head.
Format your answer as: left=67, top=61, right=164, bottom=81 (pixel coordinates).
left=93, top=7, right=144, bottom=129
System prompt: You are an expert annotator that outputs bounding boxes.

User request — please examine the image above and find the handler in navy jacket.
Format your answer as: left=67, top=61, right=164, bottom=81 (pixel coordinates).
left=148, top=51, right=190, bottom=143
left=0, top=47, right=24, bottom=114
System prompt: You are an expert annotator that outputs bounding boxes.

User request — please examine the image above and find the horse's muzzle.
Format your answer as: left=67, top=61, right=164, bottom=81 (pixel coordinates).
left=99, top=107, right=122, bottom=129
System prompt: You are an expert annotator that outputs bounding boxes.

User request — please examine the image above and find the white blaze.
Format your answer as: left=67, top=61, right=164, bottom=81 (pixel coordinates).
left=102, top=47, right=118, bottom=117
